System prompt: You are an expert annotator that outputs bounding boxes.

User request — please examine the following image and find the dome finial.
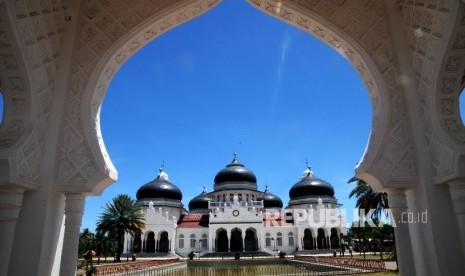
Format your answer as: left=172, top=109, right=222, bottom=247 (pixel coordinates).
left=302, top=160, right=313, bottom=179
left=233, top=150, right=238, bottom=160
left=265, top=181, right=268, bottom=192
left=157, top=161, right=169, bottom=180
left=202, top=185, right=206, bottom=193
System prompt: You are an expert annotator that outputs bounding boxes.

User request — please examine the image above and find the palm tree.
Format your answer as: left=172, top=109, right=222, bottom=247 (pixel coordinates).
left=348, top=177, right=397, bottom=265
left=347, top=176, right=389, bottom=221
left=96, top=194, right=145, bottom=262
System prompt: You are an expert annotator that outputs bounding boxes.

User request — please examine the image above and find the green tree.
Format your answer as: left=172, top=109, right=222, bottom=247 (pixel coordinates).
left=79, top=228, right=95, bottom=257
left=348, top=177, right=389, bottom=221
left=96, top=194, right=145, bottom=262
left=348, top=177, right=397, bottom=265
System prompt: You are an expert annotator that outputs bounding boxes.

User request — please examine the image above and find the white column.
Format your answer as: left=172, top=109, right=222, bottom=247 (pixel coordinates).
left=59, top=193, right=86, bottom=276
left=0, top=187, right=25, bottom=276
left=123, top=234, right=128, bottom=253
left=208, top=226, right=214, bottom=252
left=171, top=229, right=176, bottom=253
left=448, top=180, right=465, bottom=254
left=387, top=188, right=416, bottom=276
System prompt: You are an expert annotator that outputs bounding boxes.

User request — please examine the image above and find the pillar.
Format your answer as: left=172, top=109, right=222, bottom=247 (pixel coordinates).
left=0, top=187, right=24, bottom=276
left=448, top=180, right=465, bottom=254
left=386, top=189, right=416, bottom=276
left=226, top=231, right=230, bottom=252
left=59, top=193, right=86, bottom=276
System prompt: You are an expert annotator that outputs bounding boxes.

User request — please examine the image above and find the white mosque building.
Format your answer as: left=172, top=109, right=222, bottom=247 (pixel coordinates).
left=124, top=154, right=345, bottom=257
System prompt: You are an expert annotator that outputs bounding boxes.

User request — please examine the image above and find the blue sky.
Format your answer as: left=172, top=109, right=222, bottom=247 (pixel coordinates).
left=81, top=0, right=372, bottom=231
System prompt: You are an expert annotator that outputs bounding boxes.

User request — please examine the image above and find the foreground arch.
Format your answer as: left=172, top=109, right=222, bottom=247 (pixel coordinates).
left=0, top=0, right=464, bottom=275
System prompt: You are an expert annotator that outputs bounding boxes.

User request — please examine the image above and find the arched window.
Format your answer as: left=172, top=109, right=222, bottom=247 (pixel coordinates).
left=229, top=193, right=234, bottom=202
left=265, top=233, right=271, bottom=247
left=277, top=232, right=282, bottom=246
left=202, top=233, right=208, bottom=248
left=190, top=234, right=196, bottom=248
left=238, top=193, right=243, bottom=202
left=217, top=195, right=220, bottom=201
left=288, top=232, right=294, bottom=246
left=246, top=194, right=249, bottom=202
left=179, top=234, right=184, bottom=248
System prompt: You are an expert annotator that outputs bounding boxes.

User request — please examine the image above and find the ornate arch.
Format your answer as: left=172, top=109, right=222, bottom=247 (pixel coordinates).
left=59, top=0, right=425, bottom=194
left=247, top=0, right=420, bottom=190
left=55, top=0, right=221, bottom=193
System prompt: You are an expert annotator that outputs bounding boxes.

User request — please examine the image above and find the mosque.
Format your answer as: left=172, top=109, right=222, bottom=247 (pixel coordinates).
left=123, top=154, right=345, bottom=257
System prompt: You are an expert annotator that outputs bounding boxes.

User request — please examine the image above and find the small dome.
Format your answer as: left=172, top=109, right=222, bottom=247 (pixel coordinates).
left=136, top=168, right=182, bottom=201
left=258, top=185, right=283, bottom=209
left=289, top=167, right=335, bottom=199
left=213, top=153, right=257, bottom=191
left=188, top=187, right=212, bottom=212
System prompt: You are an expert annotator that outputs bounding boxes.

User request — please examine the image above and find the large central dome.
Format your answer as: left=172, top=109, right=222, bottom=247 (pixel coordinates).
left=213, top=154, right=258, bottom=191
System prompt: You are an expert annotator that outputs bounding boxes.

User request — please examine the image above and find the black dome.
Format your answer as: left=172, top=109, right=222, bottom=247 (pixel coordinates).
left=136, top=169, right=182, bottom=201
left=289, top=168, right=335, bottom=199
left=188, top=190, right=213, bottom=211
left=213, top=154, right=257, bottom=191
left=258, top=186, right=283, bottom=208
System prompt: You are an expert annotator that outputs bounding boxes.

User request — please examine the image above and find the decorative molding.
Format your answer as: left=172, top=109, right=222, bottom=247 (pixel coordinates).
left=56, top=0, right=221, bottom=188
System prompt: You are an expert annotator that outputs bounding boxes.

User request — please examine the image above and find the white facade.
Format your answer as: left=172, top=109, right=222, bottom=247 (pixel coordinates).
left=125, top=163, right=345, bottom=257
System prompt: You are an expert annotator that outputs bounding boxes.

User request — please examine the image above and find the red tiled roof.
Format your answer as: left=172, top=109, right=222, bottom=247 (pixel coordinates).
left=177, top=214, right=209, bottom=228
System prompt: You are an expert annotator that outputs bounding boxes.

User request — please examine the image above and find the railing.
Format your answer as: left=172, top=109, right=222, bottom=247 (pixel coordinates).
left=294, top=255, right=387, bottom=272
left=91, top=258, right=388, bottom=275
left=208, top=201, right=264, bottom=209
left=94, top=258, right=180, bottom=275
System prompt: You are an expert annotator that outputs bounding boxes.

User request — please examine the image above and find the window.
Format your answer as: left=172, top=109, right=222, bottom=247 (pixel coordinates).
left=277, top=232, right=282, bottom=246
left=265, top=233, right=271, bottom=247
left=288, top=232, right=294, bottom=246
left=202, top=234, right=207, bottom=248
left=179, top=234, right=184, bottom=248
left=190, top=234, right=196, bottom=248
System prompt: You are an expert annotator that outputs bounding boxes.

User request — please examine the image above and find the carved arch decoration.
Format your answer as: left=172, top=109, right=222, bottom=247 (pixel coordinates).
left=396, top=0, right=464, bottom=182
left=58, top=0, right=426, bottom=193
left=0, top=0, right=64, bottom=189
left=247, top=0, right=419, bottom=190
left=56, top=0, right=221, bottom=193
left=431, top=5, right=465, bottom=182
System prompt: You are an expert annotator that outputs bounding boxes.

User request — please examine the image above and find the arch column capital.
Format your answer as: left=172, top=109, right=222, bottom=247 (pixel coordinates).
left=60, top=193, right=86, bottom=276
left=447, top=179, right=465, bottom=255
left=0, top=186, right=25, bottom=276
